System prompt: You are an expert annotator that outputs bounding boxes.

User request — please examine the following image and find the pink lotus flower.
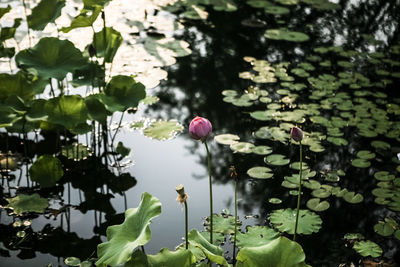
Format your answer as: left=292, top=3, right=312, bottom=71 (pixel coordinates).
left=290, top=126, right=303, bottom=142
left=189, top=116, right=212, bottom=141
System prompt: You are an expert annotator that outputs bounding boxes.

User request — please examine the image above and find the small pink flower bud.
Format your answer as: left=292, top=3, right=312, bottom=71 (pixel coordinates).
left=189, top=116, right=212, bottom=141
left=290, top=126, right=303, bottom=142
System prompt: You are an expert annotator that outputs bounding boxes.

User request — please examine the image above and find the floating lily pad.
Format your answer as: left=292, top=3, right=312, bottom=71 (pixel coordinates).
left=269, top=198, right=282, bottom=204
left=374, top=171, right=395, bottom=181
left=306, top=198, right=330, bottom=212
left=265, top=6, right=290, bottom=15
left=270, top=208, right=322, bottom=235
left=371, top=140, right=390, bottom=150
left=265, top=29, right=310, bottom=42
left=327, top=137, right=348, bottom=146
left=230, top=142, right=255, bottom=153
left=143, top=120, right=183, bottom=140
left=214, top=134, right=240, bottom=145
left=344, top=233, right=365, bottom=241
left=235, top=236, right=311, bottom=267
left=5, top=193, right=49, bottom=215
left=233, top=226, right=279, bottom=248
left=265, top=154, right=290, bottom=166
left=205, top=214, right=240, bottom=235
left=353, top=240, right=382, bottom=258
left=247, top=167, right=274, bottom=179
left=374, top=218, right=397, bottom=237
left=29, top=155, right=64, bottom=188
left=356, top=150, right=376, bottom=160
left=351, top=158, right=371, bottom=168
left=343, top=192, right=364, bottom=204
left=252, top=145, right=273, bottom=155
left=311, top=188, right=331, bottom=198
left=96, top=192, right=161, bottom=267
left=289, top=162, right=309, bottom=170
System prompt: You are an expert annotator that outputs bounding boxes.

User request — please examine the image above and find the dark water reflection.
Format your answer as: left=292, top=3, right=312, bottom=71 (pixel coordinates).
left=1, top=0, right=400, bottom=266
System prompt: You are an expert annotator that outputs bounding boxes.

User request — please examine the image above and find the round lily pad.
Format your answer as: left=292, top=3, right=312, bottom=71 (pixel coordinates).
left=343, top=192, right=364, bottom=204
left=356, top=150, right=376, bottom=160
left=65, top=257, right=81, bottom=266
left=351, top=158, right=371, bottom=168
left=264, top=29, right=310, bottom=42
left=143, top=120, right=183, bottom=140
left=373, top=219, right=396, bottom=237
left=353, top=240, right=382, bottom=258
left=289, top=161, right=309, bottom=170
left=230, top=142, right=255, bottom=153
left=374, top=171, right=395, bottom=181
left=269, top=208, right=322, bottom=235
left=269, top=198, right=282, bottom=204
left=311, top=188, right=331, bottom=198
left=5, top=193, right=49, bottom=215
left=252, top=145, right=273, bottom=155
left=371, top=140, right=390, bottom=150
left=247, top=167, right=274, bottom=179
left=232, top=226, right=278, bottom=248
left=265, top=154, right=290, bottom=166
left=214, top=134, right=240, bottom=145
left=306, top=198, right=330, bottom=212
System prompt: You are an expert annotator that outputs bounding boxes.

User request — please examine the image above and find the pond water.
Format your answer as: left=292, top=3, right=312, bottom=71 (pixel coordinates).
left=1, top=0, right=400, bottom=266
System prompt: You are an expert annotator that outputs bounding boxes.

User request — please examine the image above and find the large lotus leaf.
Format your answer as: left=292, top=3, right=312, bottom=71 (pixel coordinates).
left=353, top=240, right=382, bottom=258
left=0, top=18, right=22, bottom=42
left=232, top=226, right=278, bottom=248
left=105, top=75, right=146, bottom=111
left=29, top=155, right=64, bottom=188
left=204, top=214, right=240, bottom=235
left=0, top=71, right=46, bottom=101
left=45, top=95, right=88, bottom=129
left=270, top=209, right=322, bottom=235
left=0, top=5, right=11, bottom=19
left=186, top=229, right=229, bottom=267
left=84, top=94, right=108, bottom=124
left=5, top=193, right=49, bottom=215
left=143, top=120, right=184, bottom=140
left=15, top=37, right=87, bottom=80
left=96, top=192, right=162, bottom=267
left=92, top=27, right=123, bottom=63
left=236, top=237, right=310, bottom=267
left=27, top=0, right=65, bottom=31
left=61, top=5, right=102, bottom=33
left=125, top=248, right=195, bottom=267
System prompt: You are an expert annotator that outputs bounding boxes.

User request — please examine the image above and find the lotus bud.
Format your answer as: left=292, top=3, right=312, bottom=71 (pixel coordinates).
left=176, top=184, right=188, bottom=204
left=229, top=166, right=237, bottom=180
left=189, top=116, right=212, bottom=142
left=290, top=126, right=303, bottom=142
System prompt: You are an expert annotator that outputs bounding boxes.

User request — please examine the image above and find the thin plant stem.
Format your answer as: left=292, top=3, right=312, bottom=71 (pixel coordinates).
left=184, top=201, right=188, bottom=249
left=293, top=142, right=303, bottom=241
left=21, top=0, right=32, bottom=47
left=233, top=178, right=238, bottom=264
left=111, top=112, right=124, bottom=146
left=204, top=141, right=213, bottom=244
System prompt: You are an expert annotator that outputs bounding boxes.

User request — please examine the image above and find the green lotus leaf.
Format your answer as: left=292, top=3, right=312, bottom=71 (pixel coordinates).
left=247, top=166, right=273, bottom=179
left=236, top=236, right=310, bottom=267
left=373, top=218, right=397, bottom=237
left=84, top=94, right=108, bottom=124
left=185, top=229, right=229, bottom=267
left=306, top=198, right=330, bottom=212
left=311, top=188, right=331, bottom=198
left=0, top=18, right=22, bottom=42
left=65, top=257, right=80, bottom=266
left=327, top=137, right=348, bottom=146
left=265, top=154, right=290, bottom=166
left=233, top=226, right=278, bottom=248
left=61, top=143, right=93, bottom=161
left=214, top=134, right=240, bottom=145
left=303, top=180, right=321, bottom=190
left=5, top=193, right=49, bottom=215
left=372, top=188, right=393, bottom=198
left=344, top=233, right=364, bottom=241
left=255, top=127, right=289, bottom=143
left=250, top=110, right=272, bottom=121
left=92, top=27, right=123, bottom=63
left=96, top=192, right=162, bottom=267
left=0, top=71, right=46, bottom=101
left=374, top=171, right=395, bottom=181
left=230, top=142, right=255, bottom=153
left=126, top=248, right=195, bottom=267
left=371, top=140, right=390, bottom=150
left=270, top=208, right=322, bottom=235
left=61, top=5, right=102, bottom=33
left=264, top=29, right=309, bottom=42
left=29, top=155, right=64, bottom=188
left=45, top=95, right=88, bottom=129
left=16, top=37, right=86, bottom=80
left=83, top=0, right=111, bottom=8
left=252, top=145, right=273, bottom=155
left=355, top=150, right=375, bottom=160
left=104, top=75, right=146, bottom=111
left=353, top=240, right=382, bottom=258
left=143, top=120, right=183, bottom=140
left=275, top=0, right=299, bottom=5
left=343, top=192, right=364, bottom=204
left=27, top=0, right=65, bottom=31
left=351, top=158, right=371, bottom=168
left=265, top=5, right=290, bottom=14
left=205, top=214, right=240, bottom=235
left=289, top=162, right=309, bottom=170
left=116, top=142, right=131, bottom=157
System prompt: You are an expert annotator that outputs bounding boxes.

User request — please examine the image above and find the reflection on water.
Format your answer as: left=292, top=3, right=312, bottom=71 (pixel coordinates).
left=1, top=0, right=400, bottom=266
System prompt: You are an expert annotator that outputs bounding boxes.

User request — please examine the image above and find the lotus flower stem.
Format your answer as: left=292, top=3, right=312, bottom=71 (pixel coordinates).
left=233, top=176, right=238, bottom=264
left=204, top=141, right=213, bottom=244
left=293, top=142, right=303, bottom=241
left=184, top=201, right=188, bottom=249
